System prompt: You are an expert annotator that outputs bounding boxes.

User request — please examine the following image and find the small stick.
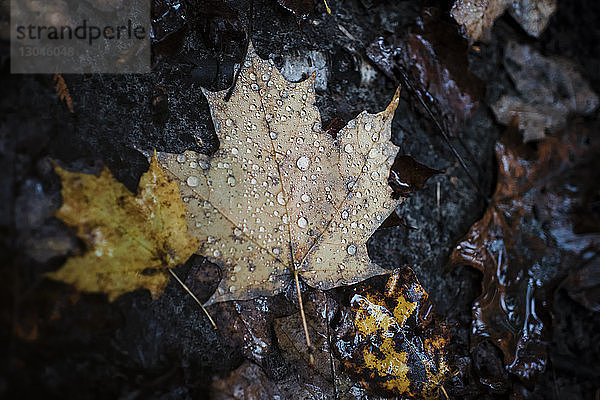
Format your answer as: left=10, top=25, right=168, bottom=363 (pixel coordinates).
left=169, top=269, right=217, bottom=330
left=440, top=385, right=450, bottom=400
left=294, top=269, right=315, bottom=367
left=323, top=0, right=332, bottom=14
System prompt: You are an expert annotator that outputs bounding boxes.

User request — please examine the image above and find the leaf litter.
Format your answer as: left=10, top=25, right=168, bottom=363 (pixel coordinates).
left=449, top=123, right=600, bottom=383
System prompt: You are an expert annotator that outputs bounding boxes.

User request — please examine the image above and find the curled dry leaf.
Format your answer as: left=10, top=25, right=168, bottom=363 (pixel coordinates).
left=157, top=44, right=403, bottom=305
left=449, top=124, right=600, bottom=382
left=47, top=153, right=199, bottom=300
left=335, top=268, right=450, bottom=399
left=492, top=41, right=599, bottom=142
left=367, top=8, right=484, bottom=136
left=451, top=0, right=556, bottom=42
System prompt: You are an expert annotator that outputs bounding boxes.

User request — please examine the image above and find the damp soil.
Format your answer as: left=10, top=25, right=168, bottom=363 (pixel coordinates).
left=1, top=0, right=599, bottom=399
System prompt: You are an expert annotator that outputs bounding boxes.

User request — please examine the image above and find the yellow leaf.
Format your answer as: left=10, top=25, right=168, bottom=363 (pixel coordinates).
left=47, top=153, right=199, bottom=301
left=337, top=268, right=451, bottom=399
left=156, top=43, right=402, bottom=305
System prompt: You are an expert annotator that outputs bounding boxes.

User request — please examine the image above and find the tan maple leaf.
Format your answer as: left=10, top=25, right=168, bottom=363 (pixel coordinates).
left=47, top=153, right=199, bottom=301
left=157, top=44, right=402, bottom=305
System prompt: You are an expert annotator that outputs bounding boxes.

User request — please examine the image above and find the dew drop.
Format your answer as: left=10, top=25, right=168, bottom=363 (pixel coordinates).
left=231, top=148, right=239, bottom=155
left=249, top=72, right=257, bottom=80
left=370, top=171, right=380, bottom=180
left=277, top=191, right=286, bottom=205
left=187, top=176, right=199, bottom=187
left=226, top=119, right=233, bottom=126
left=296, top=156, right=310, bottom=171
left=189, top=161, right=198, bottom=169
left=341, top=210, right=349, bottom=220
left=344, top=143, right=354, bottom=153
left=364, top=122, right=372, bottom=131
left=273, top=247, right=281, bottom=255
left=213, top=249, right=222, bottom=257
left=176, top=154, right=186, bottom=163
left=346, top=244, right=357, bottom=255
left=297, top=217, right=308, bottom=229
left=229, top=285, right=237, bottom=293
left=227, top=176, right=236, bottom=186
left=269, top=131, right=278, bottom=139
left=301, top=193, right=310, bottom=202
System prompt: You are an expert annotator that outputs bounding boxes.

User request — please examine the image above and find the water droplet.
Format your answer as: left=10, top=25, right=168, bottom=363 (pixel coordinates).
left=226, top=119, right=233, bottom=126
left=262, top=73, right=270, bottom=81
left=187, top=176, right=199, bottom=187
left=296, top=156, right=310, bottom=171
left=273, top=247, right=281, bottom=255
left=227, top=176, right=236, bottom=186
left=189, top=161, right=198, bottom=169
left=344, top=144, right=354, bottom=153
left=249, top=72, right=257, bottom=80
left=251, top=83, right=259, bottom=91
left=269, top=131, right=278, bottom=139
left=277, top=191, right=286, bottom=205
left=370, top=171, right=380, bottom=180
left=301, top=193, right=310, bottom=202
left=229, top=285, right=237, bottom=293
left=231, top=148, right=239, bottom=155
left=176, top=154, right=186, bottom=163
left=372, top=132, right=380, bottom=141
left=341, top=210, right=349, bottom=220
left=297, top=217, right=308, bottom=229
left=347, top=244, right=357, bottom=255
left=364, top=122, right=372, bottom=131
left=234, top=228, right=242, bottom=236
left=199, top=160, right=210, bottom=170
left=213, top=249, right=222, bottom=257
left=312, top=122, right=320, bottom=132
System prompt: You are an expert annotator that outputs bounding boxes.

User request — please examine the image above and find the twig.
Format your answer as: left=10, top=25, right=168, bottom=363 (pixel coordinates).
left=440, top=385, right=450, bottom=400
left=293, top=269, right=315, bottom=367
left=168, top=269, right=217, bottom=330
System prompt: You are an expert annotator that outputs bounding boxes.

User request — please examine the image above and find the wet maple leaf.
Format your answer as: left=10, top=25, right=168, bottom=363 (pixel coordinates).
left=157, top=44, right=402, bottom=305
left=335, top=268, right=450, bottom=399
left=451, top=0, right=556, bottom=42
left=47, top=154, right=199, bottom=300
left=448, top=125, right=600, bottom=382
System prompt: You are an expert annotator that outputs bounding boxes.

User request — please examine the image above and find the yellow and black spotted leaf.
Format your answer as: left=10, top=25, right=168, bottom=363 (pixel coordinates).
left=335, top=268, right=451, bottom=399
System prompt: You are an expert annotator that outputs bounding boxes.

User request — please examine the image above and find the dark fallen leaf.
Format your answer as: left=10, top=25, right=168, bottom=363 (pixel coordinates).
left=367, top=7, right=485, bottom=136
left=151, top=0, right=187, bottom=60
left=562, top=259, right=600, bottom=312
left=276, top=0, right=315, bottom=19
left=492, top=41, right=599, bottom=142
left=449, top=122, right=600, bottom=382
left=211, top=361, right=283, bottom=400
left=388, top=155, right=441, bottom=198
left=209, top=294, right=296, bottom=370
left=334, top=268, right=451, bottom=399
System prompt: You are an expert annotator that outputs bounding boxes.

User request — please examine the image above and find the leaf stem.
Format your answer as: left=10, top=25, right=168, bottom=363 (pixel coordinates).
left=441, top=385, right=450, bottom=400
left=169, top=269, right=218, bottom=330
left=294, top=269, right=314, bottom=367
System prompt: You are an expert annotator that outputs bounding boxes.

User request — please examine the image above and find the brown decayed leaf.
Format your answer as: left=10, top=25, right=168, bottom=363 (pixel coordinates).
left=492, top=42, right=599, bottom=142
left=451, top=0, right=556, bottom=42
left=46, top=154, right=199, bottom=301
left=157, top=44, right=403, bottom=305
left=367, top=8, right=485, bottom=136
left=449, top=124, right=600, bottom=382
left=53, top=73, right=74, bottom=113
left=388, top=155, right=442, bottom=198
left=334, top=268, right=450, bottom=399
